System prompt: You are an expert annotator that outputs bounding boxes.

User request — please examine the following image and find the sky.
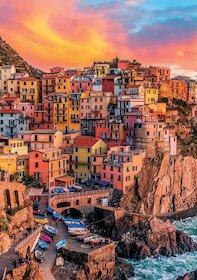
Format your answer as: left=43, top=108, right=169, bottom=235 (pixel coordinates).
left=0, top=0, right=197, bottom=75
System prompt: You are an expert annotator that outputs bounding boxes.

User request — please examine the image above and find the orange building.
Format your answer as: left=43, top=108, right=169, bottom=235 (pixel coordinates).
left=29, top=148, right=67, bottom=189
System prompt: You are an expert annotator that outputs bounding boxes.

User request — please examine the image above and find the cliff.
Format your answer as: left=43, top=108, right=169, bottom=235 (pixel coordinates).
left=113, top=215, right=197, bottom=259
left=122, top=153, right=197, bottom=215
left=0, top=36, right=43, bottom=76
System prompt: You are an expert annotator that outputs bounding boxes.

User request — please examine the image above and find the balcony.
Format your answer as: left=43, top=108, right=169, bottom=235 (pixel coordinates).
left=6, top=122, right=17, bottom=128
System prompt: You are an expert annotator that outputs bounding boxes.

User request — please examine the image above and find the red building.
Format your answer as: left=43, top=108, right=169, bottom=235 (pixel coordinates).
left=42, top=73, right=58, bottom=102
left=102, top=76, right=115, bottom=94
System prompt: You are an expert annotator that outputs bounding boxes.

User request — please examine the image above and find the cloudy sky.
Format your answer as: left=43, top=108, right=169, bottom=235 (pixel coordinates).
left=0, top=0, right=196, bottom=75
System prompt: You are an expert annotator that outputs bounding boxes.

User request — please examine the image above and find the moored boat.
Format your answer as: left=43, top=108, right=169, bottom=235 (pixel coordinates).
left=56, top=239, right=67, bottom=250
left=40, top=234, right=53, bottom=243
left=62, top=218, right=81, bottom=225
left=67, top=224, right=85, bottom=229
left=37, top=239, right=49, bottom=250
left=53, top=211, right=62, bottom=220
left=76, top=232, right=93, bottom=241
left=35, top=218, right=48, bottom=225
left=68, top=229, right=90, bottom=236
left=35, top=249, right=45, bottom=262
left=44, top=225, right=58, bottom=235
left=46, top=205, right=54, bottom=214
left=34, top=215, right=47, bottom=220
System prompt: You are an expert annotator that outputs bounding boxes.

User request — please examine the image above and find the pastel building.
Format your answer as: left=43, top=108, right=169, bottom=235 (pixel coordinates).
left=93, top=77, right=102, bottom=92
left=0, top=109, right=30, bottom=138
left=42, top=73, right=58, bottom=102
left=0, top=65, right=16, bottom=95
left=55, top=75, right=71, bottom=94
left=101, top=146, right=145, bottom=193
left=115, top=95, right=144, bottom=116
left=71, top=76, right=93, bottom=93
left=93, top=63, right=110, bottom=77
left=144, top=86, right=159, bottom=105
left=20, top=77, right=40, bottom=104
left=73, top=137, right=107, bottom=178
left=29, top=148, right=67, bottom=189
left=95, top=119, right=125, bottom=146
left=0, top=138, right=29, bottom=180
left=18, top=130, right=63, bottom=151
left=7, top=72, right=29, bottom=97
left=80, top=91, right=112, bottom=135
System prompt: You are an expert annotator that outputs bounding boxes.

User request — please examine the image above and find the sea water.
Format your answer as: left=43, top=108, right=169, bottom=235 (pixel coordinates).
left=128, top=216, right=197, bottom=280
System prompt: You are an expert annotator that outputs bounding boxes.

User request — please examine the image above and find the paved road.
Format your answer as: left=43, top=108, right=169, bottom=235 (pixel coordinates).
left=40, top=216, right=67, bottom=280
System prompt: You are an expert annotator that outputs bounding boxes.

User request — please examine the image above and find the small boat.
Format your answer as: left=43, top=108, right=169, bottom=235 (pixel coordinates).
left=84, top=235, right=100, bottom=244
left=68, top=229, right=90, bottom=236
left=76, top=232, right=92, bottom=241
left=56, top=240, right=67, bottom=251
left=34, top=215, right=47, bottom=220
left=44, top=225, right=58, bottom=235
left=35, top=249, right=45, bottom=262
left=40, top=234, right=53, bottom=243
left=86, top=236, right=105, bottom=245
left=62, top=218, right=81, bottom=225
left=53, top=211, right=61, bottom=220
left=46, top=205, right=54, bottom=214
left=35, top=218, right=49, bottom=225
left=37, top=239, right=49, bottom=250
left=67, top=224, right=85, bottom=229
left=33, top=210, right=46, bottom=216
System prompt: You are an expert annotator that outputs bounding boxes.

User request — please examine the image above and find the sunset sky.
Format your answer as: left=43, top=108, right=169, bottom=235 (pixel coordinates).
left=0, top=0, right=197, bottom=75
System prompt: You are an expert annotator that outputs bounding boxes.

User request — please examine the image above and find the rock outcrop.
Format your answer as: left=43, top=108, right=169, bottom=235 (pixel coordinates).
left=5, top=260, right=44, bottom=280
left=122, top=153, right=197, bottom=215
left=113, top=215, right=197, bottom=259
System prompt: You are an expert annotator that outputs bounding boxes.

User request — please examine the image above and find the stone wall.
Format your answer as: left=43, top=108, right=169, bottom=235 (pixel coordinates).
left=15, top=226, right=42, bottom=258
left=62, top=242, right=115, bottom=280
left=0, top=182, right=25, bottom=211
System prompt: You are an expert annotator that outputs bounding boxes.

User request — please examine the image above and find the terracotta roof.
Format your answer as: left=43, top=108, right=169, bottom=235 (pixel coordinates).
left=0, top=109, right=22, bottom=114
left=42, top=74, right=58, bottom=79
left=2, top=97, right=17, bottom=101
left=21, top=77, right=37, bottom=81
left=74, top=137, right=99, bottom=147
left=55, top=175, right=75, bottom=183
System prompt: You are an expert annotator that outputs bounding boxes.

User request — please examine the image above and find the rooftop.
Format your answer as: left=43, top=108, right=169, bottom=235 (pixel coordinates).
left=0, top=109, right=22, bottom=114
left=21, top=77, right=37, bottom=81
left=74, top=137, right=100, bottom=147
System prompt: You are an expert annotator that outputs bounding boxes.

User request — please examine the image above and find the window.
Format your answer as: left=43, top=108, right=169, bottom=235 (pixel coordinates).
left=35, top=153, right=39, bottom=158
left=88, top=198, right=91, bottom=204
left=35, top=162, right=38, bottom=167
left=118, top=176, right=121, bottom=181
left=35, top=135, right=38, bottom=141
left=103, top=173, right=106, bottom=178
left=75, top=147, right=78, bottom=152
left=87, top=148, right=90, bottom=153
left=49, top=135, right=52, bottom=142
left=147, top=132, right=150, bottom=136
left=110, top=166, right=113, bottom=171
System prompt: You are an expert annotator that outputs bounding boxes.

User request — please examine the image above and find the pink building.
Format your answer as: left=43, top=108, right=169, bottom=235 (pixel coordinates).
left=71, top=76, right=93, bottom=93
left=101, top=146, right=145, bottom=193
left=13, top=99, right=35, bottom=117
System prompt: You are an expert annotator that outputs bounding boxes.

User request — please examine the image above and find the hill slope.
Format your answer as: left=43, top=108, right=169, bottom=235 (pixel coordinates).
left=0, top=36, right=43, bottom=77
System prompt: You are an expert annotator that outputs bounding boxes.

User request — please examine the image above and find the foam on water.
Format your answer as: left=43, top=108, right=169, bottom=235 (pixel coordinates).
left=128, top=216, right=197, bottom=280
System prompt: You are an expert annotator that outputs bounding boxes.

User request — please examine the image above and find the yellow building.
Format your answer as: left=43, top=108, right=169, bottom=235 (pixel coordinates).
left=93, top=63, right=110, bottom=77
left=144, top=87, right=159, bottom=104
left=20, top=77, right=40, bottom=104
left=68, top=93, right=81, bottom=131
left=54, top=94, right=69, bottom=132
left=0, top=138, right=29, bottom=181
left=54, top=93, right=81, bottom=132
left=55, top=75, right=71, bottom=94
left=73, top=137, right=107, bottom=178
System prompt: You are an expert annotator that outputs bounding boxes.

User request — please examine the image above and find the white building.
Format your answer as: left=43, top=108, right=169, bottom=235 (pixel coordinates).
left=0, top=65, right=16, bottom=95
left=93, top=77, right=102, bottom=92
left=0, top=109, right=30, bottom=138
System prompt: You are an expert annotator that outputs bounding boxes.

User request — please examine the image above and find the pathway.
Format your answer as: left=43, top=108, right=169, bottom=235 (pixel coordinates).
left=39, top=201, right=67, bottom=280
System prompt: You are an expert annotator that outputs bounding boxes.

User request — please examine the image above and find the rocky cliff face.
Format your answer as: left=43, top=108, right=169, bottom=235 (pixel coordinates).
left=0, top=37, right=43, bottom=76
left=122, top=153, right=197, bottom=215
left=113, top=215, right=197, bottom=259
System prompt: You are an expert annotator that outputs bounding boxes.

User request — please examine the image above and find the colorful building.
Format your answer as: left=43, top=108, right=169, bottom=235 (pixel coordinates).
left=71, top=76, right=93, bottom=93
left=73, top=137, right=107, bottom=178
left=144, top=86, right=159, bottom=105
left=55, top=75, right=71, bottom=94
left=101, top=146, right=145, bottom=193
left=29, top=148, right=67, bottom=189
left=95, top=119, right=125, bottom=147
left=20, top=77, right=40, bottom=104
